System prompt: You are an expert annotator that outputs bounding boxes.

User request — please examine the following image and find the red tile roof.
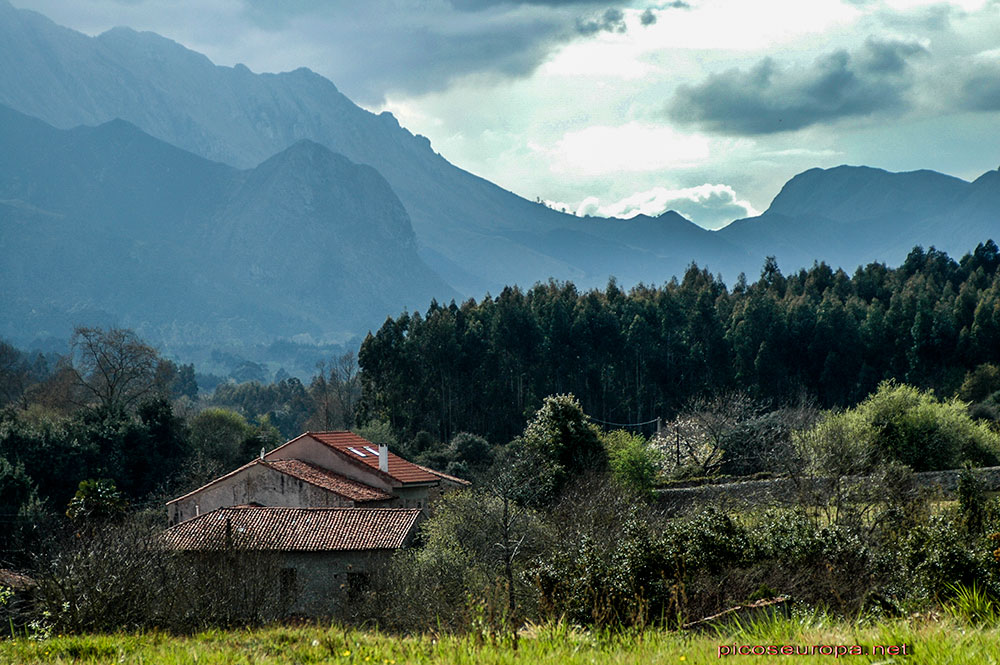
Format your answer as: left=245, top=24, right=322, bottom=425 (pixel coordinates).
left=0, top=568, right=35, bottom=591
left=166, top=458, right=392, bottom=506
left=415, top=464, right=472, bottom=486
left=305, top=431, right=439, bottom=485
left=162, top=506, right=421, bottom=551
left=267, top=459, right=393, bottom=502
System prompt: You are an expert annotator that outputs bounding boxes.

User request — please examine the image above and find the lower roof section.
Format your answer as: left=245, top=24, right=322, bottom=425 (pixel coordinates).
left=162, top=506, right=422, bottom=552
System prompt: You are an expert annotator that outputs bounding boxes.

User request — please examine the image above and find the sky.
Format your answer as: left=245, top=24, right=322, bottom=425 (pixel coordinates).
left=18, top=0, right=1000, bottom=230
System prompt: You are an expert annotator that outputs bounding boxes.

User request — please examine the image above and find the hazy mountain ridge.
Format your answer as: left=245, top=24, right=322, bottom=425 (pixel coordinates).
left=0, top=0, right=747, bottom=296
left=1, top=2, right=997, bottom=358
left=718, top=165, right=999, bottom=273
left=0, top=105, right=453, bottom=348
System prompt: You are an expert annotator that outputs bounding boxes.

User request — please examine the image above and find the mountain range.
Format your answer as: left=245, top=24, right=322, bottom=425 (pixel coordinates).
left=0, top=104, right=452, bottom=348
left=0, top=0, right=997, bottom=368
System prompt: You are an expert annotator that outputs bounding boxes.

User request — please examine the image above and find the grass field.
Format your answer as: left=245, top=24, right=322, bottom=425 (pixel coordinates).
left=2, top=614, right=999, bottom=665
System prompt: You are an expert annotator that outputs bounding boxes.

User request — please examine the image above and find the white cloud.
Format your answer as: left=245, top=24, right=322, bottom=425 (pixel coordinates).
left=571, top=183, right=761, bottom=229
left=535, top=122, right=711, bottom=176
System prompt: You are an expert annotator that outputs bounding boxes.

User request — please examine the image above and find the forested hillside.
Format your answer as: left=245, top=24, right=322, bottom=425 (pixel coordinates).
left=360, top=241, right=1000, bottom=443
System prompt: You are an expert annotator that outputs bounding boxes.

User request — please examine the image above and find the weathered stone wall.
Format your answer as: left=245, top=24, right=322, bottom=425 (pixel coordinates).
left=279, top=550, right=394, bottom=617
left=655, top=466, right=1000, bottom=512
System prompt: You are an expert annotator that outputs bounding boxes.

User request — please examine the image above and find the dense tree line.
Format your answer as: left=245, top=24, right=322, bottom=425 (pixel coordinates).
left=359, top=241, right=1000, bottom=443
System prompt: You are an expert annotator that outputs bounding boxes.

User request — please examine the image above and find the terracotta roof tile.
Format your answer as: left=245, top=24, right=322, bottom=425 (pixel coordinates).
left=162, top=506, right=421, bottom=551
left=306, top=431, right=439, bottom=485
left=415, top=464, right=472, bottom=486
left=267, top=459, right=393, bottom=502
left=0, top=568, right=35, bottom=591
left=166, top=457, right=393, bottom=506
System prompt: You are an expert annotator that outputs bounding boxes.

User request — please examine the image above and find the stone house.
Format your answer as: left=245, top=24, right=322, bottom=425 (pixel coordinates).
left=162, top=505, right=421, bottom=616
left=167, top=431, right=469, bottom=525
left=162, top=431, right=469, bottom=616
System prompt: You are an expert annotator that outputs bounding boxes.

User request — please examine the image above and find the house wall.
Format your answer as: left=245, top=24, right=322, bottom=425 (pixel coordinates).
left=394, top=485, right=434, bottom=511
left=279, top=550, right=394, bottom=617
left=168, top=463, right=368, bottom=525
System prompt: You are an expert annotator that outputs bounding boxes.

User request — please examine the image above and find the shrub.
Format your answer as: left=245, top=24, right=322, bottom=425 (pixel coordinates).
left=602, top=430, right=663, bottom=497
left=796, top=381, right=1000, bottom=473
left=31, top=517, right=285, bottom=633
left=959, top=364, right=1000, bottom=404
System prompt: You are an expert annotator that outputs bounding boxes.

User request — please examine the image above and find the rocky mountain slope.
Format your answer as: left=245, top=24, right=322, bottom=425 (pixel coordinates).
left=0, top=105, right=453, bottom=347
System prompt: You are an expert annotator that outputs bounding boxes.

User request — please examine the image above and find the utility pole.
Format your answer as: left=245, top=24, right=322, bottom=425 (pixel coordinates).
left=675, top=421, right=681, bottom=468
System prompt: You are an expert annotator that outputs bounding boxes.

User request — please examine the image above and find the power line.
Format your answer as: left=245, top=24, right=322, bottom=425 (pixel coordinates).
left=586, top=415, right=660, bottom=428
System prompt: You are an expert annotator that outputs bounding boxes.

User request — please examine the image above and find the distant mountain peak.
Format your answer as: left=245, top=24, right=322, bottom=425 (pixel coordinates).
left=766, top=164, right=968, bottom=223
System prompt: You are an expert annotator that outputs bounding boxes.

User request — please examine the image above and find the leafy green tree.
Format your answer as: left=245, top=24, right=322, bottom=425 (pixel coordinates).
left=959, top=364, right=1000, bottom=404
left=356, top=244, right=1000, bottom=447
left=354, top=420, right=399, bottom=450
left=797, top=381, right=1000, bottom=472
left=66, top=478, right=126, bottom=523
left=188, top=408, right=255, bottom=477
left=449, top=432, right=492, bottom=472
left=173, top=363, right=198, bottom=400
left=513, top=394, right=606, bottom=501
left=0, top=341, right=30, bottom=408
left=602, top=429, right=662, bottom=497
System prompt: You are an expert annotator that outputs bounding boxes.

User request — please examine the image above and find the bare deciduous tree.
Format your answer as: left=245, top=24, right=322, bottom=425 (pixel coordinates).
left=308, top=351, right=360, bottom=430
left=70, top=327, right=159, bottom=412
left=0, top=341, right=29, bottom=407
left=657, top=391, right=818, bottom=477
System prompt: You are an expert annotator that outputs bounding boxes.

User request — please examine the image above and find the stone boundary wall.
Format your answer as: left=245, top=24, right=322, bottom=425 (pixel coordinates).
left=655, top=466, right=1000, bottom=512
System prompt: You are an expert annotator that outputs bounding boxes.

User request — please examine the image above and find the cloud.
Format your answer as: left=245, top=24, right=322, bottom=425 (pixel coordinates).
left=576, top=8, right=627, bottom=34
left=668, top=37, right=928, bottom=135
left=21, top=0, right=612, bottom=104
left=571, top=183, right=760, bottom=228
left=535, top=122, right=711, bottom=176
left=640, top=8, right=657, bottom=24
left=449, top=0, right=605, bottom=8
left=958, top=57, right=1000, bottom=111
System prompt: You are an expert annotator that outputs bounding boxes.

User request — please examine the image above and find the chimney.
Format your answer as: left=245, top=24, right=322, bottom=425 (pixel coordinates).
left=379, top=444, right=389, bottom=473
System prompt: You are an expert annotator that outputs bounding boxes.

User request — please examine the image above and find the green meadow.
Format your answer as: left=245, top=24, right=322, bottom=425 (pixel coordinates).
left=3, top=615, right=999, bottom=665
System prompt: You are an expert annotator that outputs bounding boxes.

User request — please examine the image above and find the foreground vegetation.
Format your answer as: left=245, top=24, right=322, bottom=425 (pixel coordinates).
left=3, top=615, right=1000, bottom=664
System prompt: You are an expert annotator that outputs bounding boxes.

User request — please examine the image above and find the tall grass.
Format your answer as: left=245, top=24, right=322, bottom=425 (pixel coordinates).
left=3, top=616, right=1000, bottom=664
left=945, top=582, right=999, bottom=626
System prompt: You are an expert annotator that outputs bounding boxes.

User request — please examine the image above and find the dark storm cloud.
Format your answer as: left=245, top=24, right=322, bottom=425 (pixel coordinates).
left=449, top=0, right=605, bottom=8
left=862, top=38, right=926, bottom=73
left=668, top=38, right=928, bottom=135
left=223, top=0, right=586, bottom=104
left=958, top=60, right=1000, bottom=111
left=231, top=0, right=673, bottom=103
left=576, top=8, right=626, bottom=34
left=29, top=0, right=669, bottom=104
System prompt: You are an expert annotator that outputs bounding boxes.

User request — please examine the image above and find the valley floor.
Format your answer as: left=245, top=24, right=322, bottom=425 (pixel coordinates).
left=2, top=616, right=998, bottom=665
